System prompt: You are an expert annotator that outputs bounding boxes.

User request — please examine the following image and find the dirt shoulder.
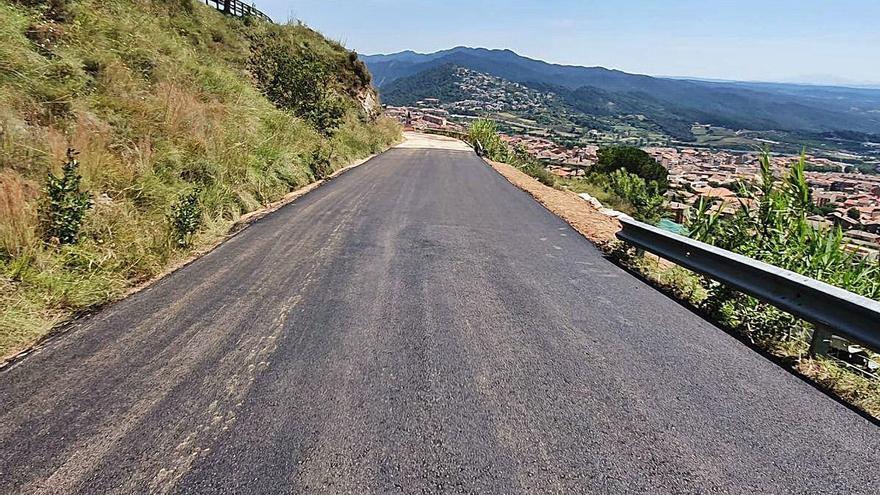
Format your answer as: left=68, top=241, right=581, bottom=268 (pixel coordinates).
left=484, top=158, right=621, bottom=246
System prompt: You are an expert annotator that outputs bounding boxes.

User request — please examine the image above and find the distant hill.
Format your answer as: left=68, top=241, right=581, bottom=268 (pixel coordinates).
left=381, top=64, right=609, bottom=132
left=363, top=47, right=880, bottom=141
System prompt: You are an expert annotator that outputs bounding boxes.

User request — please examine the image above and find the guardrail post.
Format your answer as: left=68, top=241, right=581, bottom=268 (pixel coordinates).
left=809, top=325, right=833, bottom=357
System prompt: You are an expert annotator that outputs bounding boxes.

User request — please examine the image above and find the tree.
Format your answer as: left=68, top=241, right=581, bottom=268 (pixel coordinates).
left=594, top=146, right=668, bottom=191
left=847, top=207, right=861, bottom=221
left=250, top=35, right=346, bottom=135
left=42, top=149, right=92, bottom=244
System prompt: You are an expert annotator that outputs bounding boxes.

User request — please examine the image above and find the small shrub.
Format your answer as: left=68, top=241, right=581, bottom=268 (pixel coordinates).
left=520, top=162, right=556, bottom=187
left=168, top=190, right=201, bottom=247
left=249, top=33, right=346, bottom=135
left=602, top=168, right=665, bottom=223
left=349, top=51, right=371, bottom=87
left=467, top=119, right=508, bottom=160
left=847, top=208, right=861, bottom=220
left=308, top=145, right=334, bottom=180
left=42, top=149, right=92, bottom=245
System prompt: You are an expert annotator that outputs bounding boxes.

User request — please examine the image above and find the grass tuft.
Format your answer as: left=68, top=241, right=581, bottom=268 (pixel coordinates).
left=0, top=0, right=401, bottom=358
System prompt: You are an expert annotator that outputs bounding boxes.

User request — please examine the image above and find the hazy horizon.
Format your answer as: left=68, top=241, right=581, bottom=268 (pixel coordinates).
left=257, top=0, right=880, bottom=87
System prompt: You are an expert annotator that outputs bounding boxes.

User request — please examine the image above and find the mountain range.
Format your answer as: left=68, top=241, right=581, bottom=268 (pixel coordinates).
left=362, top=47, right=880, bottom=143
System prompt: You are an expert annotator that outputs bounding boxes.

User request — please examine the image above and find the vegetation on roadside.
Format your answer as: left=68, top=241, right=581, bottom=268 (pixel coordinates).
left=594, top=146, right=668, bottom=191
left=470, top=116, right=880, bottom=418
left=468, top=119, right=666, bottom=223
left=0, top=0, right=400, bottom=358
left=617, top=151, right=880, bottom=417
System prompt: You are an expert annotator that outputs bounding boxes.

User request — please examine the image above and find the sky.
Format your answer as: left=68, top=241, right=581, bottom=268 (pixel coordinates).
left=255, top=0, right=880, bottom=85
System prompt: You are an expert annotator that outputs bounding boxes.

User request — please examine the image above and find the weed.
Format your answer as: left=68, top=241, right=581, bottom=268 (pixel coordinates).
left=0, top=170, right=39, bottom=260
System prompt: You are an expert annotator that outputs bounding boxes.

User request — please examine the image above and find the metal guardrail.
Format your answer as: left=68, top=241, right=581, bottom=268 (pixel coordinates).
left=616, top=216, right=880, bottom=357
left=203, top=0, right=272, bottom=22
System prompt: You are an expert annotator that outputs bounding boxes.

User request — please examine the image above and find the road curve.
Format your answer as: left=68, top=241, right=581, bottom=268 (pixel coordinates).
left=0, top=135, right=877, bottom=494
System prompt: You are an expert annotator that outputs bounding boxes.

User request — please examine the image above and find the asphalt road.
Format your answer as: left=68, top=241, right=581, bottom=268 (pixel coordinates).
left=1, top=137, right=877, bottom=494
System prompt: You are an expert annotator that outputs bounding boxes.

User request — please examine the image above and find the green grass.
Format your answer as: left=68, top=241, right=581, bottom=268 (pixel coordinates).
left=558, top=178, right=635, bottom=215
left=0, top=0, right=401, bottom=358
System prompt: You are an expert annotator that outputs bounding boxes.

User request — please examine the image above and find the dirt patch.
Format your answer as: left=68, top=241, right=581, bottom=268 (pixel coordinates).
left=396, top=131, right=474, bottom=151
left=484, top=159, right=621, bottom=246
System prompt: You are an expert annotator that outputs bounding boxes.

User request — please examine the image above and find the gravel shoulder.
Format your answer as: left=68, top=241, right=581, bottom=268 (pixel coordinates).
left=484, top=158, right=621, bottom=245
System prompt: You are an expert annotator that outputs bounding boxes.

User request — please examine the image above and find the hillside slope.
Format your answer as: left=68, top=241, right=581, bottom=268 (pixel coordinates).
left=0, top=0, right=400, bottom=358
left=385, top=64, right=642, bottom=137
left=364, top=47, right=880, bottom=140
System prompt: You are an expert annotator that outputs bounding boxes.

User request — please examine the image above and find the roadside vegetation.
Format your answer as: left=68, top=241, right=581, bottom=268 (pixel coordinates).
left=470, top=118, right=880, bottom=418
left=618, top=153, right=880, bottom=418
left=0, top=0, right=400, bottom=358
left=468, top=119, right=666, bottom=223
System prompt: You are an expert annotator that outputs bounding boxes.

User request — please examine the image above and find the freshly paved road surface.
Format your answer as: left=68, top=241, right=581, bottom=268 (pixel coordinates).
left=1, top=134, right=877, bottom=494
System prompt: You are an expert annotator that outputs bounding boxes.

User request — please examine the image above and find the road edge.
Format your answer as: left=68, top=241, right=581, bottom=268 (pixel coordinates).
left=479, top=156, right=622, bottom=247
left=0, top=151, right=385, bottom=370
left=478, top=154, right=880, bottom=426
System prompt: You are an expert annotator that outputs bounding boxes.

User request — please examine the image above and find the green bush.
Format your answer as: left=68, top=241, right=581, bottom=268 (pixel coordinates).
left=594, top=146, right=668, bottom=191
left=249, top=33, right=346, bottom=135
left=167, top=190, right=202, bottom=247
left=467, top=119, right=508, bottom=161
left=686, top=151, right=880, bottom=347
left=308, top=145, right=334, bottom=180
left=467, top=120, right=559, bottom=186
left=42, top=149, right=92, bottom=245
left=847, top=208, right=861, bottom=220
left=601, top=168, right=665, bottom=223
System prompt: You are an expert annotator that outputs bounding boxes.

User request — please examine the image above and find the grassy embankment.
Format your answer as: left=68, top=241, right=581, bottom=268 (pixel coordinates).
left=469, top=118, right=880, bottom=419
left=0, top=0, right=400, bottom=358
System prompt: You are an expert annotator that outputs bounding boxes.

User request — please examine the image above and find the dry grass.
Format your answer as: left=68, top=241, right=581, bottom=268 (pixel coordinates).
left=0, top=169, right=39, bottom=259
left=0, top=0, right=401, bottom=359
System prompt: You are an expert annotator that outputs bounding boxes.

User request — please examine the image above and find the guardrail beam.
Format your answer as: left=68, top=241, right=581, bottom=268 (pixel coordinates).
left=616, top=217, right=880, bottom=354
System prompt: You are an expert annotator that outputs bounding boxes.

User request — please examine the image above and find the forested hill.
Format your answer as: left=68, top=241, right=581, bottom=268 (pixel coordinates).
left=364, top=47, right=880, bottom=141
left=0, top=0, right=400, bottom=357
